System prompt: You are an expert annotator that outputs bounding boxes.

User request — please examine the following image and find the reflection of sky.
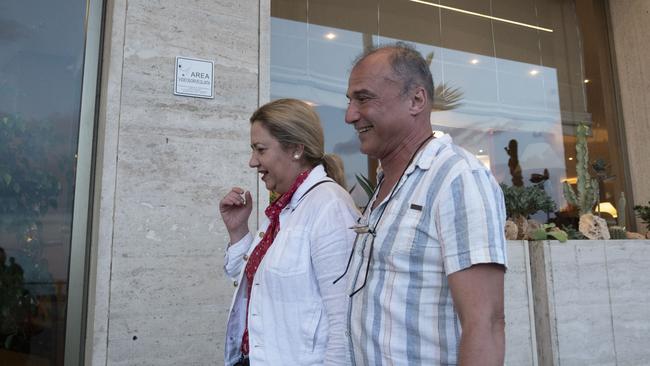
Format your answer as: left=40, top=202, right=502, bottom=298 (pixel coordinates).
left=271, top=17, right=569, bottom=208
left=0, top=0, right=87, bottom=284
left=0, top=0, right=85, bottom=121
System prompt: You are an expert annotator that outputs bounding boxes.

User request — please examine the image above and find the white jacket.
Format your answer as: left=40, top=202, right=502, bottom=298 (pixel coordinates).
left=223, top=165, right=359, bottom=366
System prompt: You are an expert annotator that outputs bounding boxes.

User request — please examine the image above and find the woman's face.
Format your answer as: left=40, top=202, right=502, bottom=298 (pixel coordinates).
left=249, top=121, right=303, bottom=195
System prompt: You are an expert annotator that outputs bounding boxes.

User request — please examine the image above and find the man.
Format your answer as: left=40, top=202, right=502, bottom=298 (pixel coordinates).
left=344, top=42, right=507, bottom=365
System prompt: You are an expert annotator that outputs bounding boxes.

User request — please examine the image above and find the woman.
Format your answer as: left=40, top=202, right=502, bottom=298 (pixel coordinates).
left=219, top=99, right=359, bottom=365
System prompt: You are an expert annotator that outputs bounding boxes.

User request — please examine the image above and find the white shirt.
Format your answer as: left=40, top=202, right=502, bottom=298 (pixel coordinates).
left=223, top=165, right=359, bottom=366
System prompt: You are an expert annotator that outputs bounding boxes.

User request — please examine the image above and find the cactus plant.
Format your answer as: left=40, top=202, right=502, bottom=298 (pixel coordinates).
left=634, top=201, right=650, bottom=231
left=608, top=225, right=627, bottom=240
left=563, top=123, right=599, bottom=215
left=617, top=192, right=626, bottom=229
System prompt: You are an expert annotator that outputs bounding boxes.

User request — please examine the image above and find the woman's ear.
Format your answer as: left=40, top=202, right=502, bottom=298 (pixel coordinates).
left=292, top=144, right=305, bottom=160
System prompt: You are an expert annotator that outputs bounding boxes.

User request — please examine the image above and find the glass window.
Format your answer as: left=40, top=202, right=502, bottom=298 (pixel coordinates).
left=0, top=0, right=89, bottom=364
left=270, top=0, right=628, bottom=226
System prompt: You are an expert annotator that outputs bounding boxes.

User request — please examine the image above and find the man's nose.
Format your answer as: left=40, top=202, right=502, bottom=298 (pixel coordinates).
left=345, top=102, right=359, bottom=124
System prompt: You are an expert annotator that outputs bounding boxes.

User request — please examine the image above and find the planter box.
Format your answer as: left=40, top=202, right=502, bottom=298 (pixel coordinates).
left=505, top=240, right=538, bottom=366
left=529, top=240, right=650, bottom=366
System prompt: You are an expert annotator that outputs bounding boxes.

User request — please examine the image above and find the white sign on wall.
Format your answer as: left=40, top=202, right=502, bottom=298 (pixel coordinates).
left=174, top=56, right=214, bottom=99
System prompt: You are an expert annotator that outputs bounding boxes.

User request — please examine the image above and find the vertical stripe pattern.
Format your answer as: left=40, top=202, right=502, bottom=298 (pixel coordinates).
left=348, top=135, right=507, bottom=365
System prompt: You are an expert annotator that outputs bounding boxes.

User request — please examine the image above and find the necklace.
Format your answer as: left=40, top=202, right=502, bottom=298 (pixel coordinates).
left=352, top=133, right=435, bottom=233
left=338, top=133, right=436, bottom=296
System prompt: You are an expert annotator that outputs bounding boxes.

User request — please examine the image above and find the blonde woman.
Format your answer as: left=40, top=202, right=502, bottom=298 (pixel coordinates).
left=219, top=99, right=359, bottom=365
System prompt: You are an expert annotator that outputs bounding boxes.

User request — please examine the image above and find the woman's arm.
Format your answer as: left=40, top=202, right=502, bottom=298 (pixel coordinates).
left=223, top=232, right=254, bottom=278
left=310, top=197, right=359, bottom=366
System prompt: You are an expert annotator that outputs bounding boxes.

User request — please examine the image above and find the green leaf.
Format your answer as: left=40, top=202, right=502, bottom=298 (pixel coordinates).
left=3, top=173, right=11, bottom=186
left=355, top=173, right=375, bottom=199
left=547, top=230, right=568, bottom=243
left=530, top=229, right=548, bottom=241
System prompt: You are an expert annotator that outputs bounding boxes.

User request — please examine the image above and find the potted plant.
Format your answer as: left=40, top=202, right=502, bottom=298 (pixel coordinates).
left=634, top=201, right=650, bottom=238
left=500, top=183, right=556, bottom=240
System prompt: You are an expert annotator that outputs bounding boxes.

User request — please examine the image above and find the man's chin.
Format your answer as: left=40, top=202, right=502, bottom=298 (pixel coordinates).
left=359, top=144, right=378, bottom=158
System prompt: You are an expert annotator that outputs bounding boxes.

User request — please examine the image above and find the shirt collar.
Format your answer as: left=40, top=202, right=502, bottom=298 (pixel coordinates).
left=287, top=164, right=329, bottom=210
left=404, top=134, right=452, bottom=175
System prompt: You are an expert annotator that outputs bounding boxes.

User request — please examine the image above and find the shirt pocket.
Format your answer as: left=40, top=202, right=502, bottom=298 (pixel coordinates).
left=380, top=202, right=440, bottom=256
left=266, top=228, right=310, bottom=276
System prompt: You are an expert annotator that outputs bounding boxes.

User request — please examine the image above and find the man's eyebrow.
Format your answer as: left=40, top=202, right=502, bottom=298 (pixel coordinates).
left=350, top=89, right=374, bottom=98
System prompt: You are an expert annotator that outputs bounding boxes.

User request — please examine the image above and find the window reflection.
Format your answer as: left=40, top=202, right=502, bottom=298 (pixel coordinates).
left=271, top=0, right=626, bottom=225
left=0, top=0, right=87, bottom=363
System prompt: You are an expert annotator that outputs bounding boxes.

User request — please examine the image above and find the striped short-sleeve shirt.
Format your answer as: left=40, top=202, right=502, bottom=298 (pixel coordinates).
left=347, top=134, right=507, bottom=366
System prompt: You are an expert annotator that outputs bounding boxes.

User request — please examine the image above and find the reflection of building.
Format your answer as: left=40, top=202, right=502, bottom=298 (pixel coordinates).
left=2, top=0, right=650, bottom=365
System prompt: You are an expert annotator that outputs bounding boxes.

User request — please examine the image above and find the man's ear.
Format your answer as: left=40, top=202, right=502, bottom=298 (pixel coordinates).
left=409, top=86, right=429, bottom=116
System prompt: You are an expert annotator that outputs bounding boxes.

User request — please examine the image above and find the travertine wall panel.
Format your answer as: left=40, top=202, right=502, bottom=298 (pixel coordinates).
left=504, top=241, right=538, bottom=366
left=531, top=240, right=650, bottom=366
left=90, top=0, right=266, bottom=364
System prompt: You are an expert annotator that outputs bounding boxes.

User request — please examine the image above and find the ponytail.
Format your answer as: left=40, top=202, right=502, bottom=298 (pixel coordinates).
left=321, top=153, right=347, bottom=188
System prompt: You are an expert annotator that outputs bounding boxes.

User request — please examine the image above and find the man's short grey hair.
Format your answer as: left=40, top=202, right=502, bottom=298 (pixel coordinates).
left=353, top=41, right=434, bottom=105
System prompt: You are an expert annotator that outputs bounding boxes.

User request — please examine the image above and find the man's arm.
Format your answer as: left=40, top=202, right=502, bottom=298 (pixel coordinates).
left=448, top=263, right=506, bottom=366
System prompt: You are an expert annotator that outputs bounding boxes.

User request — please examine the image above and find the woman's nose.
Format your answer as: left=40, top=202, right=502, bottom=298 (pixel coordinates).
left=249, top=153, right=258, bottom=168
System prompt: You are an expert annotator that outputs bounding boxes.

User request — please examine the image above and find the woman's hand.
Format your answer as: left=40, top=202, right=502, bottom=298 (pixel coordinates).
left=219, top=187, right=253, bottom=243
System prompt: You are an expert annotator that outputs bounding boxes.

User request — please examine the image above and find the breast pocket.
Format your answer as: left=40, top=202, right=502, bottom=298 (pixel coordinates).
left=266, top=228, right=310, bottom=276
left=382, top=202, right=440, bottom=256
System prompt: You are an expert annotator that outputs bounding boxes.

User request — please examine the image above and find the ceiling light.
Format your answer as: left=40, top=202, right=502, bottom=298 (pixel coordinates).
left=529, top=69, right=539, bottom=76
left=568, top=157, right=573, bottom=161
left=470, top=59, right=480, bottom=65
left=324, top=32, right=337, bottom=40
left=584, top=79, right=590, bottom=83
left=409, top=0, right=553, bottom=33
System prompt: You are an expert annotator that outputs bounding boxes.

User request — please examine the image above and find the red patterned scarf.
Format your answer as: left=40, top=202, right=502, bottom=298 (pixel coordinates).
left=240, top=168, right=312, bottom=355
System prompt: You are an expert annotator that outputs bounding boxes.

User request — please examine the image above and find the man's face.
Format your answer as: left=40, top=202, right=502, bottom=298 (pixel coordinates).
left=345, top=53, right=412, bottom=159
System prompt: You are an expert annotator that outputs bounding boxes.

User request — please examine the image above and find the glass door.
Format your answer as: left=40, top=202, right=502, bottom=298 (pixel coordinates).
left=0, top=0, right=102, bottom=364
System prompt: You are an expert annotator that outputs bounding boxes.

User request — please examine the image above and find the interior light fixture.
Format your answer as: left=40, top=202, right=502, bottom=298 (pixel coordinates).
left=597, top=202, right=618, bottom=218
left=324, top=32, right=337, bottom=40
left=568, top=157, right=574, bottom=161
left=529, top=69, right=539, bottom=76
left=409, top=0, right=553, bottom=32
left=470, top=59, right=480, bottom=65
left=584, top=79, right=590, bottom=83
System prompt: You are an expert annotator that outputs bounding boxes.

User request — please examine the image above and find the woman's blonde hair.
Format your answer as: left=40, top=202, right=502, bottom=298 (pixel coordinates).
left=249, top=98, right=347, bottom=188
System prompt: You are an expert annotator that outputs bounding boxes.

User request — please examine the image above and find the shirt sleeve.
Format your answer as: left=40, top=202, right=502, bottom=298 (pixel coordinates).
left=223, top=232, right=253, bottom=279
left=310, top=196, right=359, bottom=366
left=435, top=167, right=507, bottom=275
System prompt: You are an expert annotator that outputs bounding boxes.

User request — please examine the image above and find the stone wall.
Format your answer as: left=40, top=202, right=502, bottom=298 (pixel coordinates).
left=504, top=241, right=538, bottom=366
left=530, top=240, right=650, bottom=366
left=87, top=0, right=269, bottom=364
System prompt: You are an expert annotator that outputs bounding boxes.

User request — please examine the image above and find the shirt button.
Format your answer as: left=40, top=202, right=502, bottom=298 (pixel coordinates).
left=233, top=280, right=238, bottom=287
left=258, top=232, right=265, bottom=238
left=243, top=254, right=249, bottom=261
